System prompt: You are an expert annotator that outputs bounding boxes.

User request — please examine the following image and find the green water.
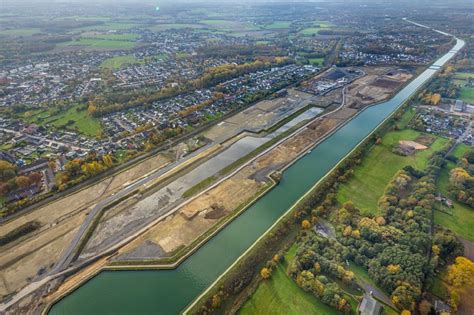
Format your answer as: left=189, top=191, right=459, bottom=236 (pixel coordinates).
left=49, top=39, right=463, bottom=315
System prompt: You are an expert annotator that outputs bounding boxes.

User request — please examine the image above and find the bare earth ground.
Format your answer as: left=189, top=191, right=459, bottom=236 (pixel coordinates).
left=203, top=88, right=316, bottom=142
left=0, top=154, right=169, bottom=299
left=115, top=113, right=344, bottom=261
left=345, top=67, right=413, bottom=109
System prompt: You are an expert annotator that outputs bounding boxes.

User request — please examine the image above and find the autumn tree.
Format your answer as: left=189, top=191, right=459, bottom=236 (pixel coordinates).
left=260, top=267, right=271, bottom=279
left=301, top=219, right=311, bottom=229
left=445, top=256, right=474, bottom=311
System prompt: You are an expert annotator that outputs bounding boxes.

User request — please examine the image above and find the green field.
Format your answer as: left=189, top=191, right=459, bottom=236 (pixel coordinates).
left=100, top=55, right=142, bottom=69
left=59, top=38, right=136, bottom=49
left=299, top=22, right=332, bottom=36
left=451, top=143, right=471, bottom=159
left=148, top=24, right=203, bottom=32
left=86, top=33, right=139, bottom=41
left=454, top=72, right=474, bottom=79
left=256, top=41, right=271, bottom=45
left=459, top=87, right=474, bottom=104
left=200, top=19, right=233, bottom=26
left=309, top=58, right=324, bottom=66
left=77, top=22, right=140, bottom=31
left=263, top=21, right=291, bottom=29
left=0, top=28, right=41, bottom=36
left=238, top=245, right=341, bottom=315
left=336, top=129, right=449, bottom=215
left=434, top=154, right=474, bottom=241
left=21, top=104, right=101, bottom=137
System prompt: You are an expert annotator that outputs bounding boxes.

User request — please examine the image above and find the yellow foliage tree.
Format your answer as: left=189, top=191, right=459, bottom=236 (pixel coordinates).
left=387, top=264, right=401, bottom=274
left=301, top=219, right=311, bottom=229
left=260, top=267, right=271, bottom=279
left=445, top=256, right=474, bottom=311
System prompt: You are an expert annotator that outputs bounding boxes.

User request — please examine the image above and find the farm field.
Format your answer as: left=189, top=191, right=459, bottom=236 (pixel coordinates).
left=58, top=38, right=136, bottom=49
left=76, top=22, right=140, bottom=31
left=0, top=28, right=41, bottom=36
left=85, top=33, right=139, bottom=41
left=238, top=245, right=341, bottom=315
left=299, top=21, right=333, bottom=36
left=336, top=129, right=449, bottom=215
left=263, top=21, right=291, bottom=29
left=148, top=23, right=203, bottom=31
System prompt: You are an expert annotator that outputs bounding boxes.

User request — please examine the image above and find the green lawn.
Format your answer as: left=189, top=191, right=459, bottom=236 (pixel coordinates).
left=397, top=107, right=416, bottom=129
left=336, top=129, right=449, bottom=215
left=309, top=58, right=324, bottom=66
left=451, top=143, right=471, bottom=160
left=256, top=40, right=271, bottom=45
left=238, top=244, right=341, bottom=315
left=100, top=55, right=142, bottom=69
left=0, top=28, right=41, bottom=36
left=263, top=21, right=291, bottom=29
left=459, top=87, right=474, bottom=104
left=21, top=104, right=101, bottom=137
left=434, top=158, right=474, bottom=241
left=59, top=38, right=136, bottom=49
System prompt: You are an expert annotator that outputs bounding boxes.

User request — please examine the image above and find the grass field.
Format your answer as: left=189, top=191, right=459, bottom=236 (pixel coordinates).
left=263, top=21, right=291, bottom=29
left=59, top=38, right=136, bottom=49
left=238, top=244, right=341, bottom=315
left=454, top=72, right=474, bottom=79
left=336, top=129, right=449, bottom=215
left=200, top=19, right=233, bottom=26
left=434, top=150, right=474, bottom=241
left=451, top=143, right=471, bottom=160
left=309, top=58, right=324, bottom=66
left=256, top=40, right=271, bottom=45
left=21, top=104, right=101, bottom=137
left=77, top=22, right=140, bottom=31
left=87, top=33, right=139, bottom=41
left=459, top=87, right=474, bottom=104
left=0, top=28, right=41, bottom=36
left=299, top=21, right=332, bottom=36
left=100, top=55, right=142, bottom=69
left=148, top=23, right=203, bottom=32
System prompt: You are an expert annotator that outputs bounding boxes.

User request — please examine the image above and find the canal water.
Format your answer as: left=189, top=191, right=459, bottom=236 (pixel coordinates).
left=49, top=38, right=464, bottom=315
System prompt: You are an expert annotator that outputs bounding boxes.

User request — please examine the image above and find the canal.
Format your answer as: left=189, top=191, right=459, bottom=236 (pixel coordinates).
left=49, top=37, right=464, bottom=315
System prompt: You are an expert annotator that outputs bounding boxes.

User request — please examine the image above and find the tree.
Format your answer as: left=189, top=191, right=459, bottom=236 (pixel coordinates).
left=260, top=267, right=271, bottom=279
left=28, top=172, right=42, bottom=184
left=15, top=176, right=31, bottom=188
left=211, top=294, right=221, bottom=308
left=445, top=256, right=474, bottom=310
left=301, top=219, right=311, bottom=229
left=418, top=299, right=432, bottom=315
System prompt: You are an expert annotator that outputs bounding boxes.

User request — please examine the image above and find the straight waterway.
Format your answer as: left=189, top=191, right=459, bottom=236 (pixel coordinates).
left=49, top=35, right=464, bottom=315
